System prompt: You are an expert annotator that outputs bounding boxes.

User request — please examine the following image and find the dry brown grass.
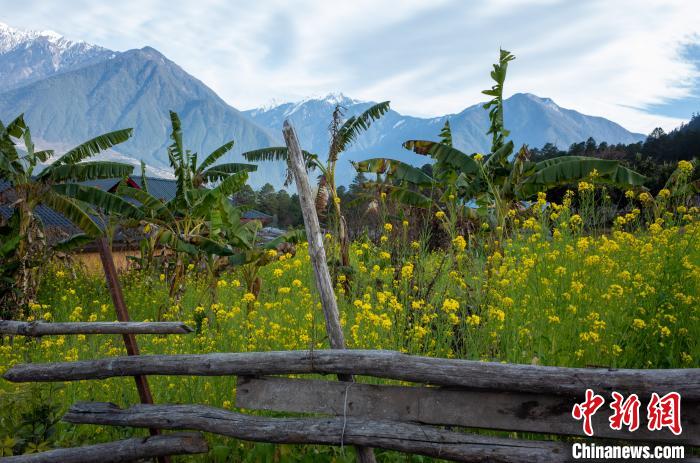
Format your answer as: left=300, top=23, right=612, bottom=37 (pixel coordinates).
left=74, top=250, right=138, bottom=274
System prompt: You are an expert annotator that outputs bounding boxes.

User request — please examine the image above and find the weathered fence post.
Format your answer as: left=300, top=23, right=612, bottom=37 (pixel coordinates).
left=96, top=237, right=170, bottom=463
left=283, top=121, right=376, bottom=463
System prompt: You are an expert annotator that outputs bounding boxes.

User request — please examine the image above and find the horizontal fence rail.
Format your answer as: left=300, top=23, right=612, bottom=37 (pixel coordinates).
left=5, top=349, right=700, bottom=399
left=0, top=433, right=208, bottom=463
left=64, top=402, right=571, bottom=463
left=0, top=320, right=193, bottom=336
left=236, top=376, right=700, bottom=445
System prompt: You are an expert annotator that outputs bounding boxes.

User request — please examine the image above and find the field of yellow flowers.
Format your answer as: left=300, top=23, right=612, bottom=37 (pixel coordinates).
left=1, top=187, right=698, bottom=461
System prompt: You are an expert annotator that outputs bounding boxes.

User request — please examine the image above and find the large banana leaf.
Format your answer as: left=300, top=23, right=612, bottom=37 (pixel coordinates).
left=518, top=158, right=647, bottom=198
left=352, top=158, right=433, bottom=186
left=51, top=129, right=133, bottom=166
left=192, top=171, right=249, bottom=218
left=242, top=147, right=318, bottom=167
left=117, top=184, right=174, bottom=222
left=201, top=163, right=257, bottom=183
left=242, top=147, right=319, bottom=186
left=189, top=235, right=235, bottom=256
left=534, top=155, right=598, bottom=169
left=157, top=229, right=199, bottom=255
left=0, top=115, right=27, bottom=171
left=484, top=140, right=514, bottom=170
left=53, top=184, right=144, bottom=220
left=336, top=101, right=390, bottom=153
left=41, top=161, right=134, bottom=182
left=403, top=141, right=480, bottom=176
left=242, top=147, right=290, bottom=162
left=362, top=181, right=433, bottom=209
left=53, top=234, right=94, bottom=252
left=388, top=186, right=433, bottom=208
left=42, top=192, right=101, bottom=236
left=3, top=115, right=27, bottom=139
left=208, top=171, right=249, bottom=198
left=197, top=140, right=235, bottom=173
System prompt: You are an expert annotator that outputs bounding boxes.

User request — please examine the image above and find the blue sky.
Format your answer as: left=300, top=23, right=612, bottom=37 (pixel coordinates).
left=1, top=0, right=699, bottom=134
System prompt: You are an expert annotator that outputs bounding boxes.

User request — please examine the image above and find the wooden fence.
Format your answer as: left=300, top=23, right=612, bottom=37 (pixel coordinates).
left=3, top=348, right=699, bottom=462
left=0, top=320, right=203, bottom=462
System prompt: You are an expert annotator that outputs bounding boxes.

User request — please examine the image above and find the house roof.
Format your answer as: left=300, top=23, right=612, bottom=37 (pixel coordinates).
left=1, top=176, right=274, bottom=242
left=0, top=183, right=82, bottom=242
left=242, top=209, right=272, bottom=220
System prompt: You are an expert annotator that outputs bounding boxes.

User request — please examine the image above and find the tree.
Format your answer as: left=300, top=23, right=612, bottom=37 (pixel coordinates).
left=233, top=184, right=256, bottom=208
left=275, top=190, right=294, bottom=228
left=256, top=183, right=277, bottom=215
left=585, top=137, right=597, bottom=154
left=0, top=115, right=142, bottom=317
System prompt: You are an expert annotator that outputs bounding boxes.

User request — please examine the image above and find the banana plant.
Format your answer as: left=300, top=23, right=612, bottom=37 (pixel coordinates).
left=119, top=111, right=259, bottom=300
left=243, top=101, right=390, bottom=269
left=354, top=49, right=646, bottom=235
left=165, top=111, right=258, bottom=205
left=0, top=115, right=142, bottom=316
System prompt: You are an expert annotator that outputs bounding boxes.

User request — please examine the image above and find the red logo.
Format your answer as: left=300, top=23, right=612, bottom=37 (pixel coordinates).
left=572, top=390, right=682, bottom=437
left=609, top=392, right=641, bottom=432
left=647, top=392, right=682, bottom=435
left=572, top=389, right=606, bottom=436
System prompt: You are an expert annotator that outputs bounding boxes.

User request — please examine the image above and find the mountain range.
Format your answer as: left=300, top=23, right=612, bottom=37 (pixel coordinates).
left=0, top=22, right=646, bottom=188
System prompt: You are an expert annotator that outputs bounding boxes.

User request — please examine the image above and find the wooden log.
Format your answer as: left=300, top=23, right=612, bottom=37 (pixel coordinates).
left=0, top=432, right=208, bottom=463
left=6, top=350, right=699, bottom=399
left=283, top=121, right=347, bottom=352
left=284, top=119, right=375, bottom=463
left=236, top=376, right=700, bottom=445
left=63, top=402, right=571, bottom=463
left=96, top=236, right=166, bottom=462
left=0, top=320, right=193, bottom=336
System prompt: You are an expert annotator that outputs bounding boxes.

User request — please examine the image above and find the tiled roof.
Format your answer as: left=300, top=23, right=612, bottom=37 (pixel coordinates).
left=242, top=209, right=272, bottom=220
left=130, top=176, right=178, bottom=202
left=1, top=176, right=275, bottom=240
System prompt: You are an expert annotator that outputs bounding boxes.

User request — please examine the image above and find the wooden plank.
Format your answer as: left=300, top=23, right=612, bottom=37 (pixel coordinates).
left=0, top=320, right=193, bottom=336
left=6, top=349, right=700, bottom=400
left=63, top=401, right=572, bottom=463
left=236, top=376, right=700, bottom=445
left=284, top=119, right=375, bottom=463
left=0, top=432, right=208, bottom=463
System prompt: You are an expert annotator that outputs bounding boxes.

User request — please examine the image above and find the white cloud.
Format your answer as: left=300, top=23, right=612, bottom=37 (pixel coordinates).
left=0, top=0, right=698, bottom=133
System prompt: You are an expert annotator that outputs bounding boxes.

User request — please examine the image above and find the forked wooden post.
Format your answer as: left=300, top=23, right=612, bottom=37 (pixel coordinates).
left=283, top=121, right=376, bottom=463
left=96, top=237, right=170, bottom=463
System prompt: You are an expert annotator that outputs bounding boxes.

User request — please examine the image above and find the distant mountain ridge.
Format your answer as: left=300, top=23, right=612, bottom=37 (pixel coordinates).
left=245, top=92, right=645, bottom=182
left=0, top=33, right=286, bottom=187
left=0, top=23, right=646, bottom=188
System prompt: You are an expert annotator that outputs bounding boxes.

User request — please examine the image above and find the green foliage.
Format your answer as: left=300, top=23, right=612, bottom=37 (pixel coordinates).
left=482, top=49, right=515, bottom=153
left=51, top=129, right=133, bottom=167
left=0, top=115, right=137, bottom=316
left=355, top=49, right=646, bottom=235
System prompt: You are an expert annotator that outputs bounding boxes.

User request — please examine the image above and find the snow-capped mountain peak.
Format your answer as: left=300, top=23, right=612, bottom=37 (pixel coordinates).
left=0, top=22, right=115, bottom=91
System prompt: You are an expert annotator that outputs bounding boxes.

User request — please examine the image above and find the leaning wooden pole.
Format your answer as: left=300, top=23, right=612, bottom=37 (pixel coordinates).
left=284, top=121, right=376, bottom=463
left=96, top=237, right=170, bottom=463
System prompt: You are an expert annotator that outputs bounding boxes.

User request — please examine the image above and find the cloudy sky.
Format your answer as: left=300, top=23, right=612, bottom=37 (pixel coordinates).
left=2, top=0, right=699, bottom=134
